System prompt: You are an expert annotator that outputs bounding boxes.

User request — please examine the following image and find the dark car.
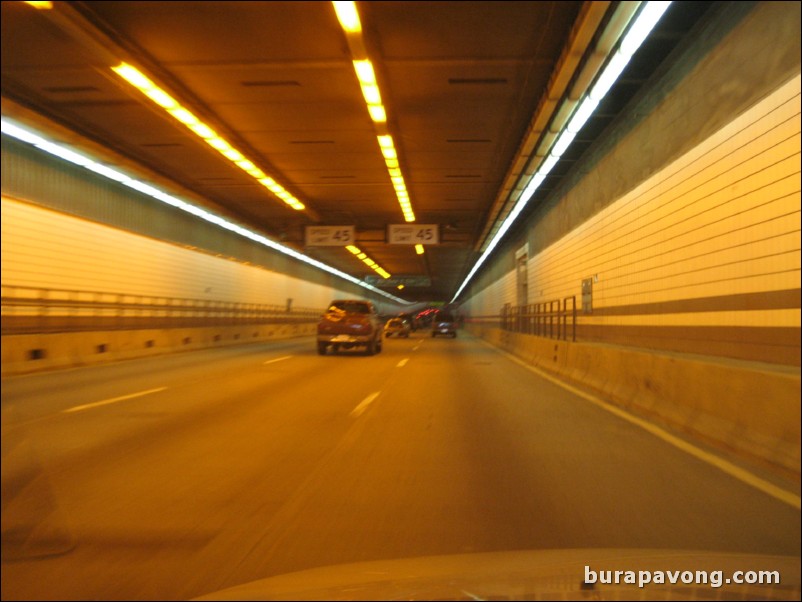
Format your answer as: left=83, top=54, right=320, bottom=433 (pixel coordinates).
left=317, top=300, right=383, bottom=355
left=396, top=312, right=418, bottom=332
left=431, top=311, right=457, bottom=338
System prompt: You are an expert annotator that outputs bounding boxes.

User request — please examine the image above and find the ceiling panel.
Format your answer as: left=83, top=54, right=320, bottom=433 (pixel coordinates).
left=2, top=1, right=718, bottom=303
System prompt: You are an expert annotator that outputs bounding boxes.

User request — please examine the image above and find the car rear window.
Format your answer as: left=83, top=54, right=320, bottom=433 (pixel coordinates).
left=330, top=301, right=370, bottom=314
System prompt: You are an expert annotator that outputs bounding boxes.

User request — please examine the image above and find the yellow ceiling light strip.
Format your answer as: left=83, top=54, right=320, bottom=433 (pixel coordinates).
left=332, top=1, right=361, bottom=33
left=333, top=1, right=416, bottom=223
left=345, top=245, right=391, bottom=279
left=376, top=133, right=412, bottom=220
left=111, top=62, right=305, bottom=212
left=348, top=53, right=386, bottom=123
left=23, top=1, right=53, bottom=9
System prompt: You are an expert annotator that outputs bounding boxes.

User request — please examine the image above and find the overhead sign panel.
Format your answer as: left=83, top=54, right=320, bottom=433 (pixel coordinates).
left=365, top=275, right=431, bottom=287
left=387, top=224, right=439, bottom=245
left=305, top=225, right=355, bottom=246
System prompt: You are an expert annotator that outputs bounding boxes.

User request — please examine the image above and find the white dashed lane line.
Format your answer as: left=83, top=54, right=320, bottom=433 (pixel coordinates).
left=351, top=392, right=381, bottom=418
left=63, top=387, right=167, bottom=413
left=263, top=356, right=292, bottom=365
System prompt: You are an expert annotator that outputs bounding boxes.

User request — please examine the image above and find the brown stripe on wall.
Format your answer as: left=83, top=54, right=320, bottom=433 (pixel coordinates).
left=592, top=289, right=800, bottom=317
left=577, top=324, right=800, bottom=367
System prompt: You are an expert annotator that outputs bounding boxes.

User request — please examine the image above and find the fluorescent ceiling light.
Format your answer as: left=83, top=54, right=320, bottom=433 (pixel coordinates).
left=335, top=2, right=416, bottom=223
left=2, top=118, right=408, bottom=304
left=353, top=60, right=377, bottom=84
left=538, top=154, right=560, bottom=176
left=112, top=62, right=305, bottom=213
left=550, top=130, right=576, bottom=158
left=84, top=163, right=132, bottom=183
left=144, top=88, right=178, bottom=109
left=333, top=1, right=361, bottom=33
left=452, top=1, right=672, bottom=303
left=368, top=105, right=387, bottom=123
left=589, top=51, right=631, bottom=101
left=519, top=173, right=547, bottom=203
left=343, top=244, right=391, bottom=276
left=34, top=141, right=92, bottom=166
left=360, top=84, right=382, bottom=105
left=620, top=1, right=672, bottom=57
left=566, top=96, right=599, bottom=134
left=171, top=110, right=200, bottom=126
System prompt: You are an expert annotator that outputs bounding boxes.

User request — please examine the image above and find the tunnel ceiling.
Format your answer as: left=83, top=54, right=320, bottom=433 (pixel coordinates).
left=1, top=1, right=716, bottom=303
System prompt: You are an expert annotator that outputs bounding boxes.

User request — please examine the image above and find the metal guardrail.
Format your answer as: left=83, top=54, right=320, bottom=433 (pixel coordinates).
left=468, top=296, right=577, bottom=342
left=1, top=286, right=323, bottom=335
left=501, top=296, right=577, bottom=341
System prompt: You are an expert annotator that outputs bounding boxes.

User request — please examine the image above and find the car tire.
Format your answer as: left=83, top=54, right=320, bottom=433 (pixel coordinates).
left=366, top=338, right=376, bottom=355
left=317, top=342, right=327, bottom=355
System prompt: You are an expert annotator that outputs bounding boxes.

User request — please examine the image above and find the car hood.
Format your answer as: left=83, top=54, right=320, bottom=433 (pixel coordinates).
left=193, top=548, right=801, bottom=600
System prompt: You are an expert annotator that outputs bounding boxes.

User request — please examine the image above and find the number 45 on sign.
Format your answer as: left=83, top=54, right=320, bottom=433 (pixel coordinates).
left=387, top=224, right=440, bottom=245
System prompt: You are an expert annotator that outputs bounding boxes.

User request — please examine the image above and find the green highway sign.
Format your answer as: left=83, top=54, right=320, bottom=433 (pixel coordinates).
left=365, top=275, right=431, bottom=287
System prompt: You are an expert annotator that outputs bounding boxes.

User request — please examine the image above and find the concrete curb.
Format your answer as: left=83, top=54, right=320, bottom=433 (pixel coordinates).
left=1, top=323, right=317, bottom=377
left=468, top=325, right=801, bottom=479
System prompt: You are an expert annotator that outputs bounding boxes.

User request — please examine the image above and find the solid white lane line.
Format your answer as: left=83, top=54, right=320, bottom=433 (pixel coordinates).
left=263, top=356, right=292, bottom=365
left=63, top=387, right=167, bottom=413
left=490, top=342, right=801, bottom=510
left=351, top=391, right=381, bottom=418
left=396, top=358, right=409, bottom=368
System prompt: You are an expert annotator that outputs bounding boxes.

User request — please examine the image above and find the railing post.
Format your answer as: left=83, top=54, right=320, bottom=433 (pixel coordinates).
left=571, top=295, right=577, bottom=342
left=39, top=288, right=47, bottom=333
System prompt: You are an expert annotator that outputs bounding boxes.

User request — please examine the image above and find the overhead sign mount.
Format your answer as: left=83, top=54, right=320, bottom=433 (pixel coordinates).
left=387, top=224, right=439, bottom=245
left=365, top=275, right=431, bottom=287
left=305, top=225, right=355, bottom=246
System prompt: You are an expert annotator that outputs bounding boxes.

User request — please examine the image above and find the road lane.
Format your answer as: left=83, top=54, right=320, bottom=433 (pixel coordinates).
left=2, top=332, right=799, bottom=600
left=218, top=332, right=801, bottom=590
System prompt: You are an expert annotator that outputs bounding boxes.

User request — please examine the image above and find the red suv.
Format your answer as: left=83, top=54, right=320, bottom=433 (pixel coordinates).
left=317, top=300, right=384, bottom=355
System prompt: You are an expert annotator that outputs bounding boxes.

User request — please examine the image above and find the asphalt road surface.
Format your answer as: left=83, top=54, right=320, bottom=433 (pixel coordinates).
left=2, top=331, right=800, bottom=600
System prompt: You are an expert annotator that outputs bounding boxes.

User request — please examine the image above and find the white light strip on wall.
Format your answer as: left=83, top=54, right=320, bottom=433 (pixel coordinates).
left=1, top=118, right=411, bottom=305
left=451, top=1, right=672, bottom=303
